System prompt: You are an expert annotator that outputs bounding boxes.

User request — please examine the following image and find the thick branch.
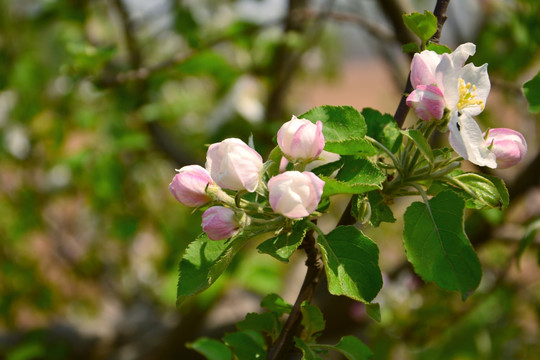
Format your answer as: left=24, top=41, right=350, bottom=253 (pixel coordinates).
left=267, top=231, right=324, bottom=360
left=393, top=0, right=451, bottom=128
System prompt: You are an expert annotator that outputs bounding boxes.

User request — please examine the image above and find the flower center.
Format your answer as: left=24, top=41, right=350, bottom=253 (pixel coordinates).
left=457, top=78, right=484, bottom=111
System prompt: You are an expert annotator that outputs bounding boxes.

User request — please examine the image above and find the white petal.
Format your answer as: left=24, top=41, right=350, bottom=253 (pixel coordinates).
left=451, top=113, right=497, bottom=168
left=459, top=63, right=490, bottom=116
left=436, top=54, right=459, bottom=110
left=450, top=43, right=476, bottom=67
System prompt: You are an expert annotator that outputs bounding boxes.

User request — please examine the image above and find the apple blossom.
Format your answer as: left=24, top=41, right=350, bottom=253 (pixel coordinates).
left=201, top=206, right=240, bottom=241
left=277, top=116, right=325, bottom=161
left=268, top=171, right=325, bottom=219
left=169, top=165, right=215, bottom=207
left=484, top=128, right=527, bottom=169
left=206, top=138, right=263, bottom=192
left=407, top=43, right=497, bottom=168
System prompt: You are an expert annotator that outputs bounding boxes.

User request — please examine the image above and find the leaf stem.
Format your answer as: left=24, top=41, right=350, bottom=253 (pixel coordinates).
left=366, top=136, right=404, bottom=176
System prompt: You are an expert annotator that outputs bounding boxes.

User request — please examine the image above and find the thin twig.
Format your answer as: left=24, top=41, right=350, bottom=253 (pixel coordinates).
left=267, top=231, right=324, bottom=359
left=298, top=9, right=395, bottom=42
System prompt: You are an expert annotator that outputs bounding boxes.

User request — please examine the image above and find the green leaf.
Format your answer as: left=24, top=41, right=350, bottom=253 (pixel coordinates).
left=295, top=338, right=324, bottom=360
left=222, top=330, right=266, bottom=359
left=177, top=234, right=249, bottom=305
left=426, top=42, right=452, bottom=54
left=315, top=336, right=373, bottom=360
left=320, top=158, right=385, bottom=197
left=450, top=172, right=506, bottom=209
left=402, top=42, right=420, bottom=54
left=260, top=293, right=293, bottom=316
left=403, top=190, right=482, bottom=299
left=317, top=226, right=383, bottom=303
left=401, top=129, right=434, bottom=166
left=402, top=11, right=438, bottom=43
left=523, top=71, right=540, bottom=113
left=367, top=191, right=396, bottom=227
left=517, top=218, right=540, bottom=268
left=310, top=158, right=343, bottom=177
left=300, top=303, right=326, bottom=342
left=362, top=108, right=402, bottom=153
left=187, top=338, right=232, bottom=360
left=237, top=312, right=281, bottom=342
left=365, top=303, right=381, bottom=323
left=257, top=220, right=309, bottom=262
left=300, top=105, right=375, bottom=155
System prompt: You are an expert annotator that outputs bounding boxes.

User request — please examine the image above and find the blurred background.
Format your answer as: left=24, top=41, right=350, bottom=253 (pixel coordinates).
left=1, top=0, right=539, bottom=359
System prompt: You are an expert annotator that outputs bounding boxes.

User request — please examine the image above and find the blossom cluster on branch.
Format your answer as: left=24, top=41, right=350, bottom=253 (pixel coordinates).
left=406, top=43, right=527, bottom=169
left=169, top=116, right=329, bottom=240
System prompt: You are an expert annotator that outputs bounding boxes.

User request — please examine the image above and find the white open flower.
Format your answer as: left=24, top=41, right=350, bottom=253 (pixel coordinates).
left=407, top=43, right=497, bottom=168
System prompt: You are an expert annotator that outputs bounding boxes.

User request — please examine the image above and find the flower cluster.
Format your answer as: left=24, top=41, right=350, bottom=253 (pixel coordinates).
left=169, top=116, right=327, bottom=240
left=406, top=43, right=526, bottom=169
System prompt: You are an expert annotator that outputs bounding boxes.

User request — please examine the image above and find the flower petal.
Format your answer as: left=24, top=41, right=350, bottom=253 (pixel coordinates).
left=450, top=113, right=497, bottom=168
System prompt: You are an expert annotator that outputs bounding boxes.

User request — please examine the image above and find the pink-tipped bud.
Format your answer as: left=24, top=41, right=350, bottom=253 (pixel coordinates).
left=205, top=138, right=263, bottom=192
left=277, top=116, right=325, bottom=161
left=406, top=85, right=445, bottom=121
left=268, top=171, right=325, bottom=219
left=484, top=128, right=527, bottom=169
left=169, top=165, right=215, bottom=207
left=201, top=206, right=240, bottom=241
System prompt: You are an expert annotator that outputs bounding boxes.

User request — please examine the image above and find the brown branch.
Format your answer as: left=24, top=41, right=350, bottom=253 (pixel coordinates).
left=299, top=9, right=396, bottom=42
left=392, top=0, right=451, bottom=128
left=267, top=231, right=324, bottom=360
left=264, top=0, right=336, bottom=123
left=110, top=0, right=142, bottom=68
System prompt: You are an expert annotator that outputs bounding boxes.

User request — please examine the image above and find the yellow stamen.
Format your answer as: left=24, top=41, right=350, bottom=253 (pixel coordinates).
left=458, top=78, right=484, bottom=111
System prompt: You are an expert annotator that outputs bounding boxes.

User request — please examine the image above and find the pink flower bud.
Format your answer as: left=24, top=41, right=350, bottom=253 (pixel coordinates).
left=201, top=206, right=240, bottom=240
left=484, top=128, right=527, bottom=169
left=406, top=85, right=445, bottom=121
left=205, top=138, right=263, bottom=192
left=277, top=116, right=325, bottom=161
left=169, top=165, right=215, bottom=207
left=268, top=171, right=325, bottom=219
left=410, top=50, right=441, bottom=88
